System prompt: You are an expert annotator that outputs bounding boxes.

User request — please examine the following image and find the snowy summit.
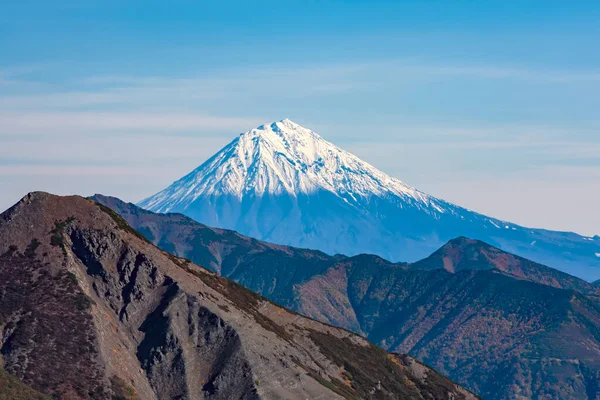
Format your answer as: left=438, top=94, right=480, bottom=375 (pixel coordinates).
left=139, top=119, right=600, bottom=280
left=140, top=119, right=443, bottom=212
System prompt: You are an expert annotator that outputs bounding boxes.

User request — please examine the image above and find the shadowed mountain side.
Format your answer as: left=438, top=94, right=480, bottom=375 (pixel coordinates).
left=137, top=119, right=600, bottom=281
left=91, top=194, right=341, bottom=307
left=293, top=257, right=600, bottom=399
left=94, top=194, right=600, bottom=399
left=0, top=192, right=475, bottom=400
left=410, top=236, right=600, bottom=297
left=93, top=194, right=598, bottom=297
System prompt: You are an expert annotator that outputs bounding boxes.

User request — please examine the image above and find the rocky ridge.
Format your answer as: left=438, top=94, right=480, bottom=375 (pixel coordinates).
left=96, top=194, right=600, bottom=400
left=0, top=192, right=476, bottom=400
left=137, top=119, right=600, bottom=280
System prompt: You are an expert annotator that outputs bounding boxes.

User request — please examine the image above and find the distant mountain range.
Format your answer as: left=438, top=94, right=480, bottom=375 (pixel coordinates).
left=0, top=192, right=477, bottom=400
left=3, top=119, right=597, bottom=399
left=138, top=119, right=600, bottom=280
left=96, top=194, right=600, bottom=400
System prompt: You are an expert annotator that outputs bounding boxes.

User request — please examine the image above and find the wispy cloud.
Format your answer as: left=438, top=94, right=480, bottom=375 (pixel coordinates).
left=0, top=165, right=173, bottom=177
left=1, top=59, right=599, bottom=116
left=0, top=111, right=263, bottom=135
left=0, top=65, right=369, bottom=111
left=394, top=64, right=600, bottom=83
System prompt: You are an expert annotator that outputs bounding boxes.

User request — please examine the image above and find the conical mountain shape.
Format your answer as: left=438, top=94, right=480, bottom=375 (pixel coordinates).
left=140, top=119, right=437, bottom=208
left=139, top=119, right=600, bottom=280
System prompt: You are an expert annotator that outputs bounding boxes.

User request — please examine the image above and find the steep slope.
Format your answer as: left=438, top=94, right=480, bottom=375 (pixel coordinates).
left=0, top=192, right=476, bottom=400
left=97, top=196, right=600, bottom=400
left=411, top=236, right=600, bottom=297
left=293, top=257, right=600, bottom=400
left=92, top=194, right=339, bottom=308
left=99, top=195, right=600, bottom=300
left=138, top=119, right=600, bottom=280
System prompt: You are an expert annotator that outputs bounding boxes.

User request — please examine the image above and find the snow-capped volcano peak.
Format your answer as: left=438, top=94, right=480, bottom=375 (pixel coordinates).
left=138, top=119, right=600, bottom=280
left=139, top=119, right=443, bottom=213
left=237, top=118, right=328, bottom=166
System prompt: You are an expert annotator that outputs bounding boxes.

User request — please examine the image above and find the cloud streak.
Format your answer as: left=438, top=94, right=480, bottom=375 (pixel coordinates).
left=3, top=59, right=599, bottom=112
left=0, top=111, right=263, bottom=135
left=399, top=64, right=600, bottom=83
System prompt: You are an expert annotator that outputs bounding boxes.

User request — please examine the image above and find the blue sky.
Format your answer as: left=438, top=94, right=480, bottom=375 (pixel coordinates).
left=1, top=0, right=599, bottom=235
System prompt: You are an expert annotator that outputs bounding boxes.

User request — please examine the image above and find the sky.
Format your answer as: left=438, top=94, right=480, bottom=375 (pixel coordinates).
left=1, top=0, right=599, bottom=236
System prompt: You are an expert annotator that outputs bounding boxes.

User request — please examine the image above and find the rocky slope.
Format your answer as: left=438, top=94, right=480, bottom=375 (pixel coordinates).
left=96, top=195, right=600, bottom=400
left=0, top=192, right=476, bottom=400
left=137, top=119, right=600, bottom=281
left=92, top=194, right=338, bottom=307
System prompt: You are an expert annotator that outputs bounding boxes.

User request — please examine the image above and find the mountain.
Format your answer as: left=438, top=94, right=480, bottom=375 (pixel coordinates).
left=97, top=195, right=600, bottom=400
left=138, top=119, right=600, bottom=281
left=294, top=256, right=600, bottom=400
left=411, top=236, right=600, bottom=297
left=0, top=192, right=477, bottom=400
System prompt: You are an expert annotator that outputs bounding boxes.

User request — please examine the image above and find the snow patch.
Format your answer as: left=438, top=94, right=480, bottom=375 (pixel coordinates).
left=489, top=220, right=501, bottom=228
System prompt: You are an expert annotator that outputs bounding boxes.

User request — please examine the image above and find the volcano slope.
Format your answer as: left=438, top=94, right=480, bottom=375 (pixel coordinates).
left=0, top=192, right=476, bottom=400
left=137, top=119, right=600, bottom=281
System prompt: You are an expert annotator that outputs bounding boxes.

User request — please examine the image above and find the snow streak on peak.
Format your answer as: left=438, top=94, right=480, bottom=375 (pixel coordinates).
left=139, top=119, right=449, bottom=213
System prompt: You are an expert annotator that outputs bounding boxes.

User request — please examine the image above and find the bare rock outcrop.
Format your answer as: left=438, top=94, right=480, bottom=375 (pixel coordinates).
left=0, top=192, right=477, bottom=400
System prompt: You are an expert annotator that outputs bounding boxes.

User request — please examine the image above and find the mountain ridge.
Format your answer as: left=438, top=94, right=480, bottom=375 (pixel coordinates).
left=95, top=194, right=600, bottom=400
left=137, top=119, right=600, bottom=280
left=99, top=194, right=600, bottom=297
left=0, top=191, right=477, bottom=400
left=411, top=236, right=600, bottom=296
